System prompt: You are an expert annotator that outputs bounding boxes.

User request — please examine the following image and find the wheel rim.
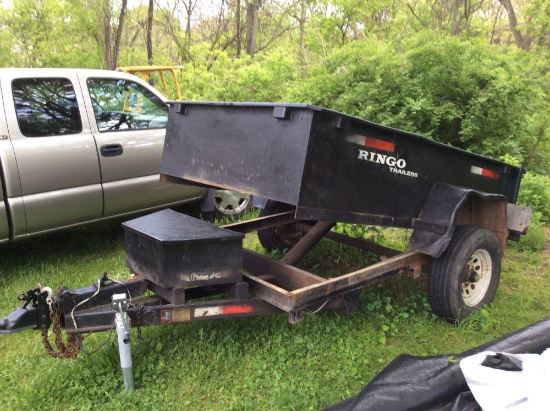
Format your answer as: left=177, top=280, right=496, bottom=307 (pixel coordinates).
left=213, top=190, right=250, bottom=215
left=461, top=249, right=492, bottom=306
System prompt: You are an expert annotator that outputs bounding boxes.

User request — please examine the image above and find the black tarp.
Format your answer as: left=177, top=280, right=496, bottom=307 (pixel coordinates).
left=325, top=315, right=550, bottom=411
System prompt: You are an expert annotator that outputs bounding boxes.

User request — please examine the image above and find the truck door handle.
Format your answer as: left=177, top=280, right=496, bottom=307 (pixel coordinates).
left=100, top=144, right=123, bottom=157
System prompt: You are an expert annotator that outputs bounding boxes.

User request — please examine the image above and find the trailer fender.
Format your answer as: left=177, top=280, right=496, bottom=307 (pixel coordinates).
left=409, top=184, right=508, bottom=258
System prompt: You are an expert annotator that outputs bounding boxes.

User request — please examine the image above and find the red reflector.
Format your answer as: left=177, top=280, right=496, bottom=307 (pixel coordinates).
left=481, top=168, right=500, bottom=179
left=471, top=166, right=500, bottom=179
left=364, top=137, right=395, bottom=152
left=222, top=305, right=254, bottom=315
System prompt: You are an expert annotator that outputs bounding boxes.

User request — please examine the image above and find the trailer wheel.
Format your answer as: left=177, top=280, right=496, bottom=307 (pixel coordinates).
left=257, top=200, right=310, bottom=252
left=427, top=226, right=501, bottom=322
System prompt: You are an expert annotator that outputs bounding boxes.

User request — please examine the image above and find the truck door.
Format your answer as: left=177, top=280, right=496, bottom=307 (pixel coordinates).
left=81, top=73, right=202, bottom=217
left=0, top=82, right=11, bottom=243
left=1, top=72, right=103, bottom=238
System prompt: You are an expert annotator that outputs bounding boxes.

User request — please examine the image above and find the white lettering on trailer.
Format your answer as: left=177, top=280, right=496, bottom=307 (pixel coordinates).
left=358, top=149, right=406, bottom=169
left=357, top=149, right=417, bottom=178
left=183, top=272, right=223, bottom=282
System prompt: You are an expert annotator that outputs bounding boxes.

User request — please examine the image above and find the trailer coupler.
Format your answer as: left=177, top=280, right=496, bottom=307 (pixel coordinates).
left=0, top=285, right=53, bottom=334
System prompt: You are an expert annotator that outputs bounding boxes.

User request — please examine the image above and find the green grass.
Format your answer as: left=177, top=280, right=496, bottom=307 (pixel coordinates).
left=0, top=214, right=548, bottom=410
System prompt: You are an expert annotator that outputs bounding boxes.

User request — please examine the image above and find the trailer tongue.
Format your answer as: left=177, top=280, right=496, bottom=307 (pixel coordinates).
left=0, top=103, right=531, bottom=365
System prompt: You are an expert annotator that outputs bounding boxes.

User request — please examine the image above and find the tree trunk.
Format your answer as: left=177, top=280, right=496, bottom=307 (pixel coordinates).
left=245, top=0, right=261, bottom=56
left=182, top=0, right=195, bottom=60
left=147, top=0, right=154, bottom=65
left=236, top=0, right=242, bottom=57
left=299, top=0, right=306, bottom=51
left=102, top=0, right=113, bottom=69
left=185, top=0, right=192, bottom=40
left=112, top=0, right=128, bottom=69
left=499, top=0, right=531, bottom=50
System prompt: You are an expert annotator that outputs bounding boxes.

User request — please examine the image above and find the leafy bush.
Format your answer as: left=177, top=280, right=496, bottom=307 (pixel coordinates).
left=517, top=172, right=550, bottom=225
left=180, top=45, right=297, bottom=102
left=514, top=212, right=548, bottom=252
left=288, top=32, right=543, bottom=163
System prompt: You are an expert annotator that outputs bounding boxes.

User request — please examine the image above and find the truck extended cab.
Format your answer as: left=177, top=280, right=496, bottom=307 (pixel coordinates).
left=0, top=68, right=245, bottom=243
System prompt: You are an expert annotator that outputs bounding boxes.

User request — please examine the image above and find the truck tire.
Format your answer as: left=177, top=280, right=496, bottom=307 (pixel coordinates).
left=257, top=200, right=302, bottom=252
left=427, top=225, right=501, bottom=322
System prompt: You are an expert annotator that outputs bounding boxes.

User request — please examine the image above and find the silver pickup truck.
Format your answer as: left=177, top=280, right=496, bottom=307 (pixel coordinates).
left=0, top=68, right=248, bottom=244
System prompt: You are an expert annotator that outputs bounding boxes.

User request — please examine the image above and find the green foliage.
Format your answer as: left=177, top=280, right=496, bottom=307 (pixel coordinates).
left=180, top=46, right=298, bottom=102
left=0, top=0, right=102, bottom=68
left=289, top=31, right=542, bottom=161
left=516, top=213, right=548, bottom=253
left=458, top=305, right=501, bottom=333
left=517, top=172, right=550, bottom=224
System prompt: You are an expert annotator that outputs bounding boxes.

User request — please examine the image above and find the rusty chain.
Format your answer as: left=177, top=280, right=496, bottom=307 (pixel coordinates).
left=41, top=297, right=81, bottom=359
left=135, top=304, right=144, bottom=348
left=40, top=286, right=145, bottom=359
left=40, top=287, right=81, bottom=360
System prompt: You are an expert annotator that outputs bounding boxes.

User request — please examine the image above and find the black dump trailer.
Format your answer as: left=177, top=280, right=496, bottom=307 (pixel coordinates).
left=0, top=102, right=532, bottom=360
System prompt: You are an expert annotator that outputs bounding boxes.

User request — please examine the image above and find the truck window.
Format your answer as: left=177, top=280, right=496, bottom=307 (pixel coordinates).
left=87, top=78, right=168, bottom=132
left=12, top=78, right=83, bottom=137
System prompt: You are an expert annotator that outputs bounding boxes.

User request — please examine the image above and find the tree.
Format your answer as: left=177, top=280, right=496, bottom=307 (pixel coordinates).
left=404, top=0, right=488, bottom=36
left=499, top=0, right=532, bottom=50
left=99, top=0, right=128, bottom=69
left=245, top=0, right=262, bottom=55
left=146, top=0, right=154, bottom=65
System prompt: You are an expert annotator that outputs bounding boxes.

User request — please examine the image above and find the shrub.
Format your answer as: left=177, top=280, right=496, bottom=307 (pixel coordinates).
left=517, top=172, right=550, bottom=225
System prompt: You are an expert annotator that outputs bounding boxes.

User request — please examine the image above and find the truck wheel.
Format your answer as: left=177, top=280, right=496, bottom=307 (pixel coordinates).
left=257, top=200, right=304, bottom=252
left=427, top=226, right=501, bottom=322
left=203, top=190, right=251, bottom=221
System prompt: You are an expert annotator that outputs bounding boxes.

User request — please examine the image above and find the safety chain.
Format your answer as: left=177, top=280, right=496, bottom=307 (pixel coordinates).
left=41, top=292, right=81, bottom=359
left=135, top=304, right=144, bottom=348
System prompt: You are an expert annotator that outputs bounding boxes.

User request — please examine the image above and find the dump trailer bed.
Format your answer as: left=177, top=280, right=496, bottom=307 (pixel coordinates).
left=161, top=102, right=523, bottom=229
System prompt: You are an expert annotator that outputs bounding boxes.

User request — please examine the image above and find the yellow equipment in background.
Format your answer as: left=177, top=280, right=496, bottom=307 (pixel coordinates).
left=117, top=66, right=184, bottom=100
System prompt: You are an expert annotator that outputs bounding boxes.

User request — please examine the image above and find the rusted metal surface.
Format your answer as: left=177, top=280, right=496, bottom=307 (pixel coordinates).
left=303, top=226, right=402, bottom=258
left=243, top=250, right=326, bottom=290
left=288, top=251, right=431, bottom=311
left=279, top=221, right=335, bottom=266
left=65, top=296, right=282, bottom=334
left=148, top=282, right=185, bottom=305
left=454, top=195, right=509, bottom=254
left=222, top=210, right=297, bottom=234
left=243, top=248, right=431, bottom=312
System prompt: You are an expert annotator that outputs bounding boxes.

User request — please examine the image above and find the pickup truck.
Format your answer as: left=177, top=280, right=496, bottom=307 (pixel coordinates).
left=0, top=68, right=249, bottom=244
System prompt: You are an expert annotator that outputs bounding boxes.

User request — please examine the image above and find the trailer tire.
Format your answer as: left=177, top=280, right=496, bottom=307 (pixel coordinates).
left=257, top=200, right=314, bottom=252
left=427, top=225, right=501, bottom=322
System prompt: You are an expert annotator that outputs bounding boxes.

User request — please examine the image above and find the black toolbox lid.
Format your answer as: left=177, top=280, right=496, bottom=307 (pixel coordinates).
left=122, top=209, right=244, bottom=245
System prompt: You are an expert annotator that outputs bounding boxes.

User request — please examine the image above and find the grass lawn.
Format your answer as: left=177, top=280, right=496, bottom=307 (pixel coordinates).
left=0, top=211, right=548, bottom=411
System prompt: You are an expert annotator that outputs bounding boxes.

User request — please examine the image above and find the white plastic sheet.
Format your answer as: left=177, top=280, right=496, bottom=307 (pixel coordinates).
left=460, top=349, right=550, bottom=410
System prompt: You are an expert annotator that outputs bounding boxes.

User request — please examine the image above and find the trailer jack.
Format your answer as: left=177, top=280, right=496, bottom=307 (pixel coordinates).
left=113, top=293, right=134, bottom=390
